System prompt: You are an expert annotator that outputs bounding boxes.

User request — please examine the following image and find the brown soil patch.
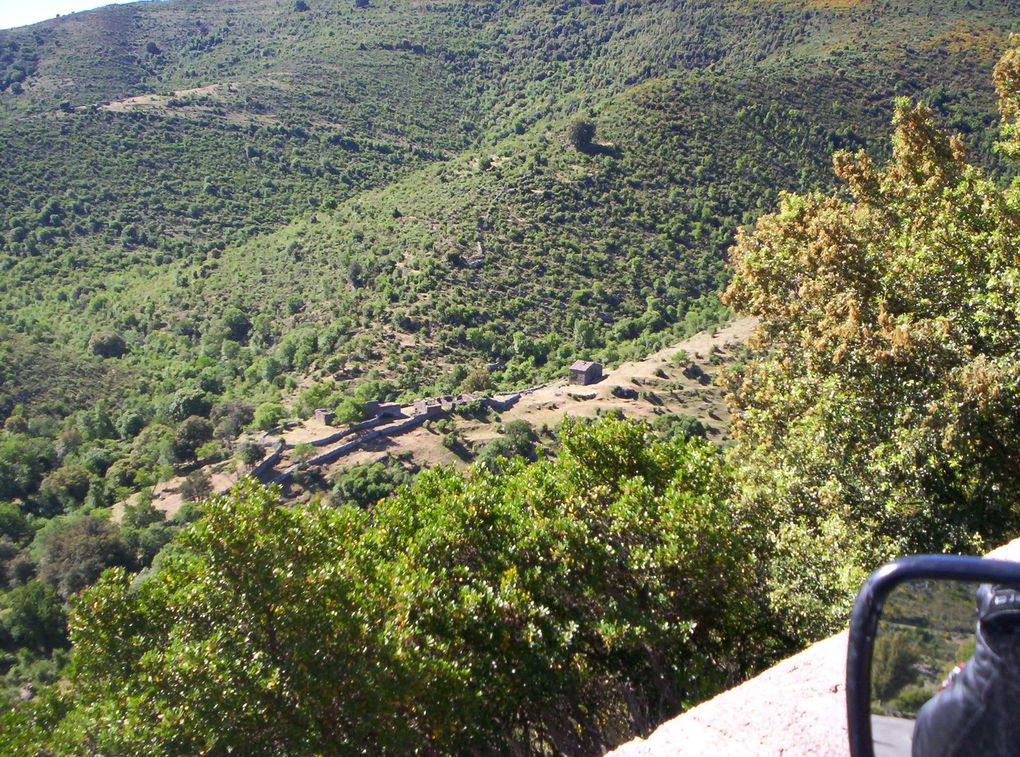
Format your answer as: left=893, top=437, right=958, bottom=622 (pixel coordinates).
left=326, top=317, right=754, bottom=477
left=111, top=459, right=245, bottom=523
left=96, top=83, right=231, bottom=112
left=113, top=318, right=754, bottom=515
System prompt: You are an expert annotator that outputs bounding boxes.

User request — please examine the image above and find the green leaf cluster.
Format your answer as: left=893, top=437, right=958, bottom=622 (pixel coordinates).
left=32, top=416, right=767, bottom=754
left=724, top=48, right=1020, bottom=641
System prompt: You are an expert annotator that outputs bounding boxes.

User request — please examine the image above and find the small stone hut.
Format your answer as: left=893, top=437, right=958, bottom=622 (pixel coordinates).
left=377, top=402, right=404, bottom=419
left=314, top=408, right=336, bottom=426
left=363, top=400, right=404, bottom=420
left=569, top=360, right=603, bottom=386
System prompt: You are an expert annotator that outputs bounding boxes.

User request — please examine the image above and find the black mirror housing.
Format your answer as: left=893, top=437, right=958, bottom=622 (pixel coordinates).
left=847, top=555, right=1020, bottom=757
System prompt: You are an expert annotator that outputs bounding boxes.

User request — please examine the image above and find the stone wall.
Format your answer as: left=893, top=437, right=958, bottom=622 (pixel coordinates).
left=260, top=381, right=555, bottom=484
left=251, top=442, right=286, bottom=481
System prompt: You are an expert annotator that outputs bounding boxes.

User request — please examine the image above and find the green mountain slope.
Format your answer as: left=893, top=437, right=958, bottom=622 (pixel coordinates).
left=2, top=0, right=1020, bottom=731
left=0, top=0, right=1016, bottom=466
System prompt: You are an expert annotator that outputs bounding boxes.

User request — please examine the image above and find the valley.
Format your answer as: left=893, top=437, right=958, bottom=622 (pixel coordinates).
left=2, top=0, right=1020, bottom=753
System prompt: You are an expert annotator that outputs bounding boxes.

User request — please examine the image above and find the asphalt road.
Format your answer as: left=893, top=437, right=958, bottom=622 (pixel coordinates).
left=872, top=715, right=915, bottom=757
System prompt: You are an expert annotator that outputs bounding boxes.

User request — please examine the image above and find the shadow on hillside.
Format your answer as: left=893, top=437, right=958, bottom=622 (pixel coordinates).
left=579, top=142, right=621, bottom=158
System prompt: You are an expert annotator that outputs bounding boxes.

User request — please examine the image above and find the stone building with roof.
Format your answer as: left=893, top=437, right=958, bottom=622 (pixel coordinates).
left=569, top=360, right=603, bottom=386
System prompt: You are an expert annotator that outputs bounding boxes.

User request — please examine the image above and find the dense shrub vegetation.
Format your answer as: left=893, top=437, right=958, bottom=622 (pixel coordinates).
left=3, top=418, right=771, bottom=754
left=723, top=61, right=1020, bottom=640
left=0, top=0, right=1019, bottom=752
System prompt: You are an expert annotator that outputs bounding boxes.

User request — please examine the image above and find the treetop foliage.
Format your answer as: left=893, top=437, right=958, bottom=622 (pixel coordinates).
left=568, top=119, right=596, bottom=151
left=29, top=416, right=769, bottom=755
left=723, top=50, right=1020, bottom=639
left=994, top=39, right=1020, bottom=159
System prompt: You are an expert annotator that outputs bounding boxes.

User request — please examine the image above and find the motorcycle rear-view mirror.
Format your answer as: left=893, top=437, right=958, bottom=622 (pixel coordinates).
left=847, top=556, right=1020, bottom=757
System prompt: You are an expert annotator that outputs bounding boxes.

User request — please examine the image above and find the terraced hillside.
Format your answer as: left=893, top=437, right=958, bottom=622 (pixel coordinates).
left=114, top=317, right=752, bottom=519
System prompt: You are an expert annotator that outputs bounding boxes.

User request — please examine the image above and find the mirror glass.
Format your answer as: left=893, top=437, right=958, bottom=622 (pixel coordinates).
left=871, top=578, right=1020, bottom=757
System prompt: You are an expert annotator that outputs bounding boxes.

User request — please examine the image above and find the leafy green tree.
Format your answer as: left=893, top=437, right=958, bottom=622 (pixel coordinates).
left=0, top=687, right=68, bottom=756
left=352, top=380, right=398, bottom=404
left=889, top=683, right=933, bottom=716
left=35, top=516, right=131, bottom=599
left=173, top=416, right=214, bottom=462
left=76, top=403, right=116, bottom=441
left=2, top=414, right=27, bottom=434
left=197, top=368, right=226, bottom=395
left=0, top=535, right=27, bottom=588
left=253, top=402, right=286, bottom=431
left=332, top=398, right=364, bottom=425
left=115, top=409, right=147, bottom=441
left=237, top=441, right=265, bottom=466
left=211, top=401, right=255, bottom=440
left=1, top=580, right=67, bottom=653
left=219, top=307, right=252, bottom=343
left=0, top=501, right=32, bottom=545
left=120, top=522, right=173, bottom=569
left=459, top=366, right=491, bottom=393
left=476, top=419, right=537, bottom=471
left=652, top=413, right=707, bottom=442
left=330, top=461, right=410, bottom=508
left=179, top=471, right=212, bottom=503
left=53, top=428, right=83, bottom=460
left=77, top=444, right=116, bottom=478
left=292, top=443, right=316, bottom=464
left=104, top=458, right=137, bottom=489
left=572, top=319, right=596, bottom=350
left=568, top=119, right=596, bottom=151
left=0, top=434, right=54, bottom=501
left=43, top=418, right=768, bottom=754
left=38, top=465, right=91, bottom=511
left=120, top=498, right=165, bottom=530
left=723, top=95, right=1020, bottom=640
left=130, top=423, right=175, bottom=471
left=294, top=382, right=334, bottom=419
left=86, top=331, right=127, bottom=359
left=258, top=355, right=284, bottom=384
left=60, top=479, right=375, bottom=755
left=164, top=389, right=211, bottom=423
left=871, top=630, right=920, bottom=703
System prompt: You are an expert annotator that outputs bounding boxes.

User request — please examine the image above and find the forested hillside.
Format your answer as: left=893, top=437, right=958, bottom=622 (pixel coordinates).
left=1, top=1, right=1016, bottom=415
left=1, top=0, right=1020, bottom=753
